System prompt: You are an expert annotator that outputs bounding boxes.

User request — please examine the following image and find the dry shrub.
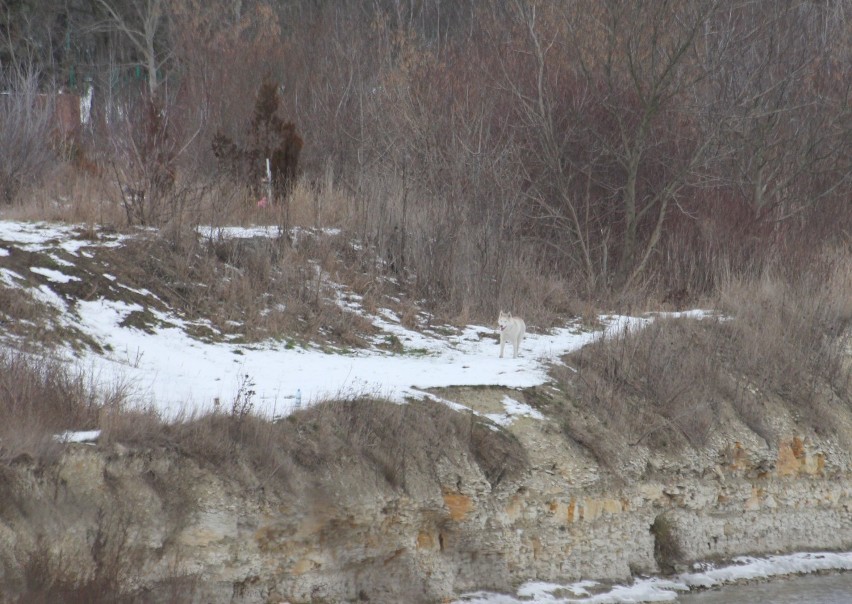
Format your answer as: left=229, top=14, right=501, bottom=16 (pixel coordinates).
left=196, top=180, right=253, bottom=226
left=8, top=166, right=124, bottom=226
left=336, top=165, right=583, bottom=326
left=287, top=171, right=350, bottom=228
left=7, top=158, right=209, bottom=230
left=97, top=407, right=165, bottom=445
left=559, top=250, right=852, bottom=461
left=0, top=72, right=57, bottom=205
left=555, top=398, right=627, bottom=474
left=284, top=396, right=527, bottom=492
left=0, top=283, right=52, bottom=340
left=102, top=97, right=179, bottom=227
left=107, top=227, right=373, bottom=347
left=718, top=254, right=852, bottom=434
left=104, top=398, right=527, bottom=496
left=567, top=318, right=720, bottom=453
left=495, top=253, right=579, bottom=329
left=0, top=351, right=117, bottom=462
left=14, top=529, right=197, bottom=604
left=650, top=513, right=684, bottom=574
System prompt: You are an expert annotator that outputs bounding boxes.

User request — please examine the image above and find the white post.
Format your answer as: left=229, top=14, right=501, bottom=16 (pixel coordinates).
left=265, top=157, right=273, bottom=203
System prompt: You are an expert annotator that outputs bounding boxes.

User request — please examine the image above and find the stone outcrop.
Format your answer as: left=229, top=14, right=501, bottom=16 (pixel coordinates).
left=1, top=395, right=852, bottom=603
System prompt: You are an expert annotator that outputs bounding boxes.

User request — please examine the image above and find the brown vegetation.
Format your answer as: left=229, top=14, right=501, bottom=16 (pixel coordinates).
left=0, top=351, right=115, bottom=463
left=101, top=396, right=527, bottom=497
left=0, top=0, right=847, bottom=320
left=0, top=2, right=851, bottom=593
left=0, top=353, right=526, bottom=602
left=550, top=249, right=852, bottom=469
left=650, top=513, right=685, bottom=574
left=0, top=341, right=526, bottom=497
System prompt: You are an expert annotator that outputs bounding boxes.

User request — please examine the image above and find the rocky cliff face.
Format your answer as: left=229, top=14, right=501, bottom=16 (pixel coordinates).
left=2, top=388, right=851, bottom=603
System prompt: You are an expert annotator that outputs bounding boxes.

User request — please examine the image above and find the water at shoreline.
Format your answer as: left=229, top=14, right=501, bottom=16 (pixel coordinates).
left=453, top=552, right=852, bottom=603
left=678, top=571, right=852, bottom=603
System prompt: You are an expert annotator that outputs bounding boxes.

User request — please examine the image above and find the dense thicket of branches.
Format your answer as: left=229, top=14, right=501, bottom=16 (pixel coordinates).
left=2, top=0, right=850, bottom=304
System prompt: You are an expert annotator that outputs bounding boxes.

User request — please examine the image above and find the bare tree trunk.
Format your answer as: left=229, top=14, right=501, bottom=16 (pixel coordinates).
left=95, top=0, right=166, bottom=99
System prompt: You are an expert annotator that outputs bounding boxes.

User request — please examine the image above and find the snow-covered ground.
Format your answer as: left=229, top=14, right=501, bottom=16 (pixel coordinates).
left=453, top=552, right=852, bottom=603
left=71, top=300, right=614, bottom=418
left=0, top=220, right=690, bottom=420
left=4, top=220, right=851, bottom=602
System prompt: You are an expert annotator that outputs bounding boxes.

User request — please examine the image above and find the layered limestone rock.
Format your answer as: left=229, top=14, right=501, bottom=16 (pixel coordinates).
left=1, top=405, right=851, bottom=603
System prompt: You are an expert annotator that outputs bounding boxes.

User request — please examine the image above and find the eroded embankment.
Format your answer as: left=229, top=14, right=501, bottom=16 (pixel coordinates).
left=1, top=386, right=851, bottom=604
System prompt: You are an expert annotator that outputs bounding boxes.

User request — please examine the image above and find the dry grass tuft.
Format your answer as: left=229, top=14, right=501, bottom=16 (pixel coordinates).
left=556, top=251, right=852, bottom=465
left=717, top=255, right=852, bottom=435
left=5, top=160, right=587, bottom=330
left=103, top=397, right=527, bottom=496
left=564, top=318, right=720, bottom=453
left=14, top=531, right=198, bottom=604
left=0, top=351, right=123, bottom=462
left=100, top=227, right=376, bottom=347
left=650, top=513, right=684, bottom=574
left=6, top=166, right=124, bottom=226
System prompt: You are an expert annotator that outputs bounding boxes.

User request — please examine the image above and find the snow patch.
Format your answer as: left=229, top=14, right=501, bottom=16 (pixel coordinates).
left=54, top=430, right=101, bottom=444
left=453, top=552, right=852, bottom=603
left=485, top=395, right=546, bottom=426
left=30, top=266, right=81, bottom=283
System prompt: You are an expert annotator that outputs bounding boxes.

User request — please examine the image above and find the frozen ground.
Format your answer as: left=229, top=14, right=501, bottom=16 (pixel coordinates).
left=6, top=221, right=850, bottom=602
left=453, top=552, right=852, bottom=603
left=0, top=220, right=703, bottom=420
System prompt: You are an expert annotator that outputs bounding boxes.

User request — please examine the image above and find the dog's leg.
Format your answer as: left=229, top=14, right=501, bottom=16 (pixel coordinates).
left=499, top=333, right=505, bottom=358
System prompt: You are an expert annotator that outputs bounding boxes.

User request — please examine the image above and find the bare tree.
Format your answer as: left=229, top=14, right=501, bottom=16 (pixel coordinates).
left=0, top=68, right=56, bottom=203
left=500, top=1, right=721, bottom=292
left=94, top=0, right=169, bottom=99
left=710, top=1, right=851, bottom=224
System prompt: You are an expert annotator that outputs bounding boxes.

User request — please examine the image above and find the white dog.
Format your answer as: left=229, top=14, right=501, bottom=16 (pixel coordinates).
left=498, top=311, right=526, bottom=358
